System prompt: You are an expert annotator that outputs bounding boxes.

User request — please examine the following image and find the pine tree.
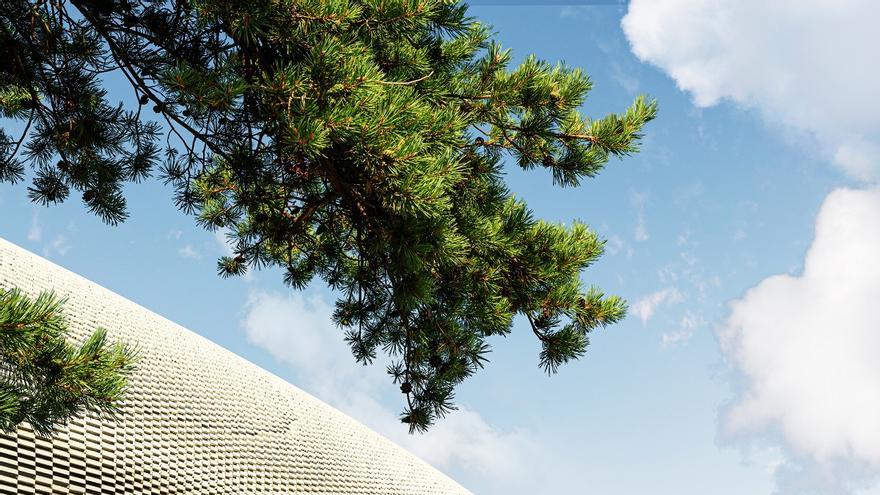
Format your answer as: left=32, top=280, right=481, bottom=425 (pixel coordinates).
left=0, top=288, right=137, bottom=435
left=0, top=0, right=657, bottom=431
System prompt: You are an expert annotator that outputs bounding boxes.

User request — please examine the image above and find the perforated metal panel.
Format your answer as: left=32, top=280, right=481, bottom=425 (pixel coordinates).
left=0, top=238, right=471, bottom=494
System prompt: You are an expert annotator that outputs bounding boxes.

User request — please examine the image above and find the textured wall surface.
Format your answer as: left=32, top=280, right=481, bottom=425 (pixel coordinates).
left=0, top=237, right=471, bottom=495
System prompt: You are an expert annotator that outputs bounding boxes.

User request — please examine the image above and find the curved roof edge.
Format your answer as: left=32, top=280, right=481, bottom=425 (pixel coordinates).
left=0, top=236, right=472, bottom=495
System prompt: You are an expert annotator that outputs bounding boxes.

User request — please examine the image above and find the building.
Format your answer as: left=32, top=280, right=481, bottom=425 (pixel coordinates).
left=0, top=237, right=472, bottom=494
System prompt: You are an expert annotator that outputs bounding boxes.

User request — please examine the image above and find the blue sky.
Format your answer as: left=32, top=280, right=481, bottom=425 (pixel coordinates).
left=3, top=2, right=880, bottom=494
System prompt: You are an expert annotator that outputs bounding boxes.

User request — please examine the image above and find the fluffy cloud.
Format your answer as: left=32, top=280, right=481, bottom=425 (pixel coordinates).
left=622, top=0, right=880, bottom=181
left=241, top=290, right=535, bottom=483
left=623, top=5, right=880, bottom=488
left=718, top=188, right=880, bottom=491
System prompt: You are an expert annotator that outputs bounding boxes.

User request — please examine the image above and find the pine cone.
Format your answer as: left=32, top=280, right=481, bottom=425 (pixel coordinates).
left=400, top=381, right=412, bottom=394
left=82, top=189, right=97, bottom=202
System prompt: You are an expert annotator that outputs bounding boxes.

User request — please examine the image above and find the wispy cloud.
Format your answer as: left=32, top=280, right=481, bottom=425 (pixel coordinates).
left=610, top=60, right=640, bottom=94
left=28, top=211, right=72, bottom=258
left=631, top=191, right=649, bottom=242
left=49, top=235, right=70, bottom=257
left=660, top=311, right=705, bottom=348
left=27, top=210, right=41, bottom=242
left=606, top=234, right=624, bottom=255
left=605, top=234, right=634, bottom=259
left=631, top=287, right=682, bottom=325
left=177, top=243, right=201, bottom=260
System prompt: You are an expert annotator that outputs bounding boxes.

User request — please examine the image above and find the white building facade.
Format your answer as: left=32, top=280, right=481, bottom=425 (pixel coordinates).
left=0, top=238, right=471, bottom=495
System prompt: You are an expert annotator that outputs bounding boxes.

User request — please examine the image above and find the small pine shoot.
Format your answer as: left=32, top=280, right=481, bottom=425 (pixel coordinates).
left=0, top=288, right=137, bottom=436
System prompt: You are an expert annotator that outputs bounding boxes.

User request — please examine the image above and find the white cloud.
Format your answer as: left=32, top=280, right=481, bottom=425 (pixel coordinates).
left=610, top=60, right=640, bottom=94
left=659, top=329, right=689, bottom=348
left=631, top=287, right=682, bottom=325
left=635, top=218, right=648, bottom=242
left=40, top=234, right=71, bottom=259
left=676, top=227, right=692, bottom=247
left=631, top=191, right=649, bottom=241
left=605, top=234, right=625, bottom=256
left=241, top=290, right=535, bottom=482
left=27, top=210, right=41, bottom=242
left=657, top=266, right=679, bottom=284
left=661, top=310, right=705, bottom=348
left=718, top=188, right=880, bottom=492
left=28, top=211, right=73, bottom=258
left=242, top=292, right=352, bottom=383
left=177, top=244, right=200, bottom=260
left=214, top=227, right=235, bottom=257
left=50, top=235, right=70, bottom=256
left=622, top=0, right=880, bottom=181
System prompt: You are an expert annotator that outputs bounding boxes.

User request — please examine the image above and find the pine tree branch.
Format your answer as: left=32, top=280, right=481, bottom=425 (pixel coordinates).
left=7, top=108, right=34, bottom=160
left=370, top=71, right=434, bottom=86
left=2, top=0, right=656, bottom=433
left=69, top=0, right=224, bottom=157
left=526, top=312, right=549, bottom=343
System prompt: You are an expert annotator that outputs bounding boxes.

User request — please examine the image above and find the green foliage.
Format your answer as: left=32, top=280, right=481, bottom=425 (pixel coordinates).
left=0, top=0, right=656, bottom=431
left=0, top=288, right=137, bottom=436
